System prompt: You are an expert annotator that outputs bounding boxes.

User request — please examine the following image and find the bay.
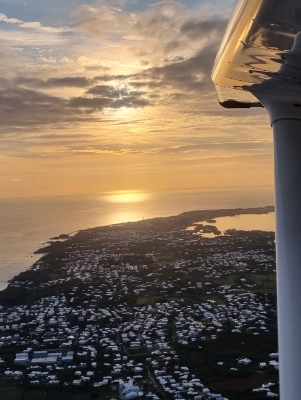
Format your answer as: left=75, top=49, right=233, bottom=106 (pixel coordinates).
left=213, top=212, right=276, bottom=233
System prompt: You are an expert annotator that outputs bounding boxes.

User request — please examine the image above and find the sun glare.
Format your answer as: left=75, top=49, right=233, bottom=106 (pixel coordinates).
left=105, top=190, right=150, bottom=204
left=108, top=211, right=145, bottom=225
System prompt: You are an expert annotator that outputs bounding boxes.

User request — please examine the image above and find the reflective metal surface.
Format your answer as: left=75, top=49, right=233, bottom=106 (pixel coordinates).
left=212, top=0, right=301, bottom=107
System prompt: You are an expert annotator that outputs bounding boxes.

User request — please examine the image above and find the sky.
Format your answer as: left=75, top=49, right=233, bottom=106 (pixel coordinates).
left=0, top=0, right=274, bottom=198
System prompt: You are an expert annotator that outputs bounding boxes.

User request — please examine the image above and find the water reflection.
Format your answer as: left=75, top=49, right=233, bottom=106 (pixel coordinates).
left=213, top=212, right=275, bottom=233
left=107, top=211, right=145, bottom=226
left=187, top=212, right=275, bottom=237
left=0, top=188, right=274, bottom=288
left=104, top=190, right=150, bottom=204
left=202, top=233, right=217, bottom=238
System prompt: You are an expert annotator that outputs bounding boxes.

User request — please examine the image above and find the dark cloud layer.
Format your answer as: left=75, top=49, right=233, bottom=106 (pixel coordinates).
left=0, top=80, right=150, bottom=130
left=16, top=76, right=91, bottom=88
left=42, top=77, right=91, bottom=88
left=145, top=43, right=220, bottom=91
left=68, top=94, right=149, bottom=111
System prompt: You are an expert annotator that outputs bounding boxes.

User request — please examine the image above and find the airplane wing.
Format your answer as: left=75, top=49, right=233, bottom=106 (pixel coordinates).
left=212, top=0, right=301, bottom=108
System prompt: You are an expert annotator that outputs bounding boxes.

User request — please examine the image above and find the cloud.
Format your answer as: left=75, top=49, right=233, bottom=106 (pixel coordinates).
left=87, top=84, right=144, bottom=97
left=68, top=88, right=150, bottom=111
left=0, top=78, right=150, bottom=132
left=0, top=13, right=22, bottom=25
left=0, top=1, right=229, bottom=130
left=80, top=3, right=228, bottom=97
left=94, top=41, right=221, bottom=96
left=0, top=86, right=67, bottom=129
left=143, top=43, right=220, bottom=91
left=75, top=1, right=227, bottom=56
left=43, top=77, right=91, bottom=88
left=0, top=12, right=70, bottom=34
left=0, top=0, right=269, bottom=168
left=17, top=76, right=91, bottom=88
left=180, top=17, right=227, bottom=39
left=155, top=141, right=272, bottom=154
left=49, top=139, right=272, bottom=158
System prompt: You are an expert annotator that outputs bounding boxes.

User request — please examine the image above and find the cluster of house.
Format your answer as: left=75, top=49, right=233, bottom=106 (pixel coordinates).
left=0, top=222, right=278, bottom=398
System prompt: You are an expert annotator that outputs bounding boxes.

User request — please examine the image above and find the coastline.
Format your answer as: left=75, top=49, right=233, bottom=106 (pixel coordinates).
left=0, top=187, right=275, bottom=290
left=34, top=204, right=275, bottom=253
left=1, top=205, right=274, bottom=299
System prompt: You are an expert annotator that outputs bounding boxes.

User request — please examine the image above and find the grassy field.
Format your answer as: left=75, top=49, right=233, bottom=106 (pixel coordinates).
left=248, top=274, right=276, bottom=293
left=212, top=273, right=276, bottom=294
left=136, top=293, right=226, bottom=306
left=136, top=295, right=163, bottom=305
left=136, top=294, right=197, bottom=306
left=24, top=390, right=47, bottom=400
left=3, top=384, right=120, bottom=400
left=69, top=389, right=120, bottom=400
left=0, top=382, right=23, bottom=400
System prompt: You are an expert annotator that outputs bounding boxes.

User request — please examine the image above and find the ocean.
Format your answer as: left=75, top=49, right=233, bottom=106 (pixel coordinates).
left=0, top=187, right=274, bottom=291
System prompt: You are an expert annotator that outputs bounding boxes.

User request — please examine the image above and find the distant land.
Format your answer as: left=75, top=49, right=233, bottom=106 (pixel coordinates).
left=35, top=205, right=275, bottom=255
left=0, top=205, right=277, bottom=400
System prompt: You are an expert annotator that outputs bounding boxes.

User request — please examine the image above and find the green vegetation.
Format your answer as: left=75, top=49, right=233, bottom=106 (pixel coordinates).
left=10, top=386, right=120, bottom=400
left=0, top=382, right=23, bottom=400
left=212, top=273, right=276, bottom=294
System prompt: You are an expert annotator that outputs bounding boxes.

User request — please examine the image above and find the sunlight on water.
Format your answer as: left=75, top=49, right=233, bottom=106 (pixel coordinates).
left=187, top=212, right=275, bottom=237
left=104, top=190, right=151, bottom=204
left=0, top=187, right=274, bottom=288
left=214, top=212, right=275, bottom=233
left=105, top=211, right=146, bottom=225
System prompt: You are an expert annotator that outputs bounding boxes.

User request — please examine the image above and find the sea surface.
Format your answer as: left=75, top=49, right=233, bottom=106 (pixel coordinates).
left=0, top=187, right=274, bottom=291
left=188, top=213, right=276, bottom=238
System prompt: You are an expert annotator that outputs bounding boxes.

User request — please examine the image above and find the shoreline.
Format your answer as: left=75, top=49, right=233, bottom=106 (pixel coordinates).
left=2, top=205, right=274, bottom=296
left=34, top=205, right=274, bottom=254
